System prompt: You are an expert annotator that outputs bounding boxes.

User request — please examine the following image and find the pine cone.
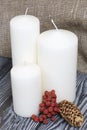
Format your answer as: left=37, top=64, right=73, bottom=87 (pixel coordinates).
left=58, top=100, right=83, bottom=127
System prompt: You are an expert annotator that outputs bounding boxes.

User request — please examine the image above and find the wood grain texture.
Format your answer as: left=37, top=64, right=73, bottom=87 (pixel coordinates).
left=0, top=57, right=87, bottom=129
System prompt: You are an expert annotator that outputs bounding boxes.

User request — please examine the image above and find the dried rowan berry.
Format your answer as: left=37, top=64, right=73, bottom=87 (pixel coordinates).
left=31, top=114, right=36, bottom=119
left=55, top=103, right=58, bottom=107
left=50, top=117, right=56, bottom=122
left=51, top=90, right=55, bottom=94
left=47, top=113, right=52, bottom=118
left=54, top=107, right=59, bottom=112
left=39, top=107, right=45, bottom=112
left=33, top=116, right=39, bottom=122
left=42, top=115, right=47, bottom=119
left=51, top=111, right=56, bottom=115
left=43, top=95, right=47, bottom=99
left=48, top=107, right=53, bottom=112
left=45, top=91, right=49, bottom=96
left=46, top=97, right=51, bottom=102
left=51, top=102, right=56, bottom=107
left=51, top=94, right=56, bottom=98
left=39, top=116, right=43, bottom=122
left=39, top=103, right=45, bottom=107
left=43, top=119, right=48, bottom=124
left=43, top=109, right=49, bottom=115
left=52, top=98, right=56, bottom=102
left=45, top=101, right=51, bottom=107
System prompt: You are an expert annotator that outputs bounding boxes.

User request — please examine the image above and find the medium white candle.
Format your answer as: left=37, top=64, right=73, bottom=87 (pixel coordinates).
left=37, top=29, right=78, bottom=102
left=10, top=14, right=40, bottom=66
left=11, top=64, right=42, bottom=117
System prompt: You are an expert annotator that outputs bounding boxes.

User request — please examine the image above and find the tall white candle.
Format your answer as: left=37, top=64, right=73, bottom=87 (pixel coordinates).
left=11, top=64, right=42, bottom=117
left=37, top=29, right=78, bottom=102
left=10, top=15, right=40, bottom=66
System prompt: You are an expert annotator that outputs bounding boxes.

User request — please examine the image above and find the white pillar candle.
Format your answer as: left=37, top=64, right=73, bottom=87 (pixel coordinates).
left=37, top=29, right=78, bottom=102
left=11, top=64, right=42, bottom=117
left=10, top=15, right=40, bottom=66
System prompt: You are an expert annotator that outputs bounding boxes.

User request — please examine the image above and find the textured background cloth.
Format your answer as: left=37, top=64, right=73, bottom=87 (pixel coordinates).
left=0, top=0, right=87, bottom=72
left=0, top=57, right=87, bottom=130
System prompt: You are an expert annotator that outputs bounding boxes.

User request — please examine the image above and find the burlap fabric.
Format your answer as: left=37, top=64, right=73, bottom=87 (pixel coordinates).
left=0, top=0, right=87, bottom=72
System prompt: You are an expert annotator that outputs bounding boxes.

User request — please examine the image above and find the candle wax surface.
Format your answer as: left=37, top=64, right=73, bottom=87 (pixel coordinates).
left=37, top=29, right=78, bottom=102
left=11, top=64, right=42, bottom=117
left=10, top=15, right=40, bottom=66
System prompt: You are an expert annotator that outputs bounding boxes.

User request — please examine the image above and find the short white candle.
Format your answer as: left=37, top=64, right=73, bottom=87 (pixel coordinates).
left=10, top=15, right=40, bottom=66
left=11, top=64, right=42, bottom=117
left=37, top=29, right=78, bottom=102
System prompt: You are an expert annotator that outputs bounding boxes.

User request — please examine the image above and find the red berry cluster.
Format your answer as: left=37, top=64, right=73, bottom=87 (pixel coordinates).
left=31, top=90, right=59, bottom=124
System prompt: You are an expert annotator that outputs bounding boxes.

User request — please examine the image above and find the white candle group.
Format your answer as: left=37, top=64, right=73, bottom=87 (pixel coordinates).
left=37, top=29, right=78, bottom=102
left=11, top=64, right=42, bottom=117
left=10, top=15, right=40, bottom=66
left=10, top=14, right=78, bottom=117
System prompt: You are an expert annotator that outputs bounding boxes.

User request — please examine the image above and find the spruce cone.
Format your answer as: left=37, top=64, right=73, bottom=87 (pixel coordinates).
left=58, top=100, right=83, bottom=127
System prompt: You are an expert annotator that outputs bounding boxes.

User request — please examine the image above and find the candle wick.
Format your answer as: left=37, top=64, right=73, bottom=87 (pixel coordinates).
left=51, top=19, right=58, bottom=30
left=25, top=8, right=29, bottom=15
left=49, top=15, right=58, bottom=29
